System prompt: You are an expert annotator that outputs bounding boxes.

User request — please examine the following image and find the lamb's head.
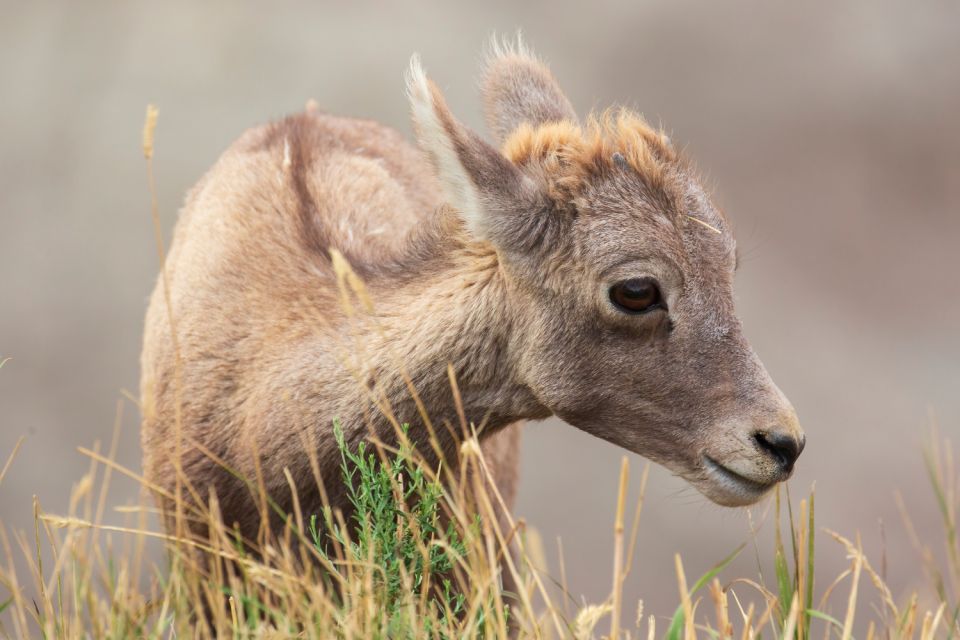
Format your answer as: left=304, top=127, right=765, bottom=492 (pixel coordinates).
left=407, top=43, right=804, bottom=507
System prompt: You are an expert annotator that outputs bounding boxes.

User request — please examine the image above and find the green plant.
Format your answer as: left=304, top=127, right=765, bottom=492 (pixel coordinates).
left=305, top=423, right=503, bottom=638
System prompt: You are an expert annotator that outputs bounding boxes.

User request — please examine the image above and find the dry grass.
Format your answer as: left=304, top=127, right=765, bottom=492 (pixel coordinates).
left=0, top=107, right=957, bottom=639
left=0, top=419, right=957, bottom=638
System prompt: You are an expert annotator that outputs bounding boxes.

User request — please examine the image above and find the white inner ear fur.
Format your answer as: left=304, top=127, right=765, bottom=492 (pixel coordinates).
left=406, top=55, right=488, bottom=240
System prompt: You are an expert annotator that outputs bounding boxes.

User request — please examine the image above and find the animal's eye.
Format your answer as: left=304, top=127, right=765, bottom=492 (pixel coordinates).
left=609, top=278, right=664, bottom=314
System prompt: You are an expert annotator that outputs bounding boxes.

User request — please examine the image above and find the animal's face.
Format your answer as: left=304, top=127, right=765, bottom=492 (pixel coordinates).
left=409, top=42, right=804, bottom=506
left=514, top=148, right=802, bottom=506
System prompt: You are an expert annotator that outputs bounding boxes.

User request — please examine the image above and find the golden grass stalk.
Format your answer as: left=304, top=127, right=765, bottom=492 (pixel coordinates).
left=609, top=456, right=629, bottom=640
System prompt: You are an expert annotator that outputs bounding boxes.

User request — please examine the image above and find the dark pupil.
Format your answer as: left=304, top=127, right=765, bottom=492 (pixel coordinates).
left=611, top=279, right=661, bottom=312
left=622, top=281, right=653, bottom=300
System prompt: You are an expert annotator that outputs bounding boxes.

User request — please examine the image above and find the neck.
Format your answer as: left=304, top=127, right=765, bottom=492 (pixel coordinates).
left=334, top=217, right=548, bottom=461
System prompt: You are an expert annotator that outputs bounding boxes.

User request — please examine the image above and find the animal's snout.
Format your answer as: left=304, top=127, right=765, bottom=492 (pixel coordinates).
left=753, top=429, right=805, bottom=474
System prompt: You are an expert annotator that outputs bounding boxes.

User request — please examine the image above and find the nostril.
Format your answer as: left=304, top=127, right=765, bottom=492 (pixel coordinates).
left=753, top=430, right=803, bottom=473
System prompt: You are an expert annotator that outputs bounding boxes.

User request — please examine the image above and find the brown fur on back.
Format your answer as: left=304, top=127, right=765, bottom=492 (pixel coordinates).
left=141, top=111, right=527, bottom=541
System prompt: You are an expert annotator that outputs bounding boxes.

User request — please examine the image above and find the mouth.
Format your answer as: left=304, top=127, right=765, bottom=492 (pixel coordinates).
left=702, top=456, right=777, bottom=506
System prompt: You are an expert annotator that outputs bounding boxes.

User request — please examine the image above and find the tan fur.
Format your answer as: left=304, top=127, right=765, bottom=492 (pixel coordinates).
left=141, top=41, right=804, bottom=556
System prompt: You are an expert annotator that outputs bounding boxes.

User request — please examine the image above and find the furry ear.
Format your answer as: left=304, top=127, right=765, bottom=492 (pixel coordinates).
left=407, top=56, right=558, bottom=254
left=480, top=36, right=578, bottom=145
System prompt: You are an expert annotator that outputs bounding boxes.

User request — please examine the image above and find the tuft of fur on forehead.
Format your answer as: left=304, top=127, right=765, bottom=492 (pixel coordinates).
left=501, top=109, right=678, bottom=201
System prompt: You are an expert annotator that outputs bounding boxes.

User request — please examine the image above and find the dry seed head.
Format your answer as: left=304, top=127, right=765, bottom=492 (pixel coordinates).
left=329, top=248, right=373, bottom=315
left=142, top=104, right=158, bottom=159
left=459, top=438, right=483, bottom=458
left=69, top=474, right=94, bottom=513
left=572, top=603, right=613, bottom=639
left=42, top=515, right=92, bottom=529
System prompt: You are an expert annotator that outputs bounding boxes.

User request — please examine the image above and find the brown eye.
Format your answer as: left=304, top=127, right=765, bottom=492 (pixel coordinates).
left=609, top=278, right=664, bottom=314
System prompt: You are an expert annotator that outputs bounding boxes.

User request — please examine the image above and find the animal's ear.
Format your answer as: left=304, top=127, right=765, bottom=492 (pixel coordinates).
left=480, top=37, right=578, bottom=145
left=407, top=57, right=558, bottom=254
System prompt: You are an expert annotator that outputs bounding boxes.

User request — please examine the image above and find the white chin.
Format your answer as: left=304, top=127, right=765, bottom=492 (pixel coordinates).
left=698, top=457, right=777, bottom=507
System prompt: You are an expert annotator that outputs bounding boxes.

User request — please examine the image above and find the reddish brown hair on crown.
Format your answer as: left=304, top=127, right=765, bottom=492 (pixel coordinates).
left=501, top=109, right=678, bottom=200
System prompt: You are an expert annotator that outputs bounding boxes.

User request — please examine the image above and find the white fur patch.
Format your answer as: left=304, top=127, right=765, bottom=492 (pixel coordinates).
left=406, top=55, right=487, bottom=239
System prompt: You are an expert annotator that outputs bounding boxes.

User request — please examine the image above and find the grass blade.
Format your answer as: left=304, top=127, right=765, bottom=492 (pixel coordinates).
left=665, top=544, right=745, bottom=640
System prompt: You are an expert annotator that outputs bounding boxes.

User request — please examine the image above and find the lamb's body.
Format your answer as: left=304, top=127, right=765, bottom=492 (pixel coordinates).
left=142, top=42, right=804, bottom=554
left=141, top=111, right=523, bottom=540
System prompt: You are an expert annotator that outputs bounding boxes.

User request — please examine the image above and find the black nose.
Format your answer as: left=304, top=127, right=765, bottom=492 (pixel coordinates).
left=754, top=430, right=805, bottom=474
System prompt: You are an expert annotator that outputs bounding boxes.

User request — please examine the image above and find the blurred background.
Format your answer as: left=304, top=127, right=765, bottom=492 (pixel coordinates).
left=2, top=0, right=959, bottom=622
